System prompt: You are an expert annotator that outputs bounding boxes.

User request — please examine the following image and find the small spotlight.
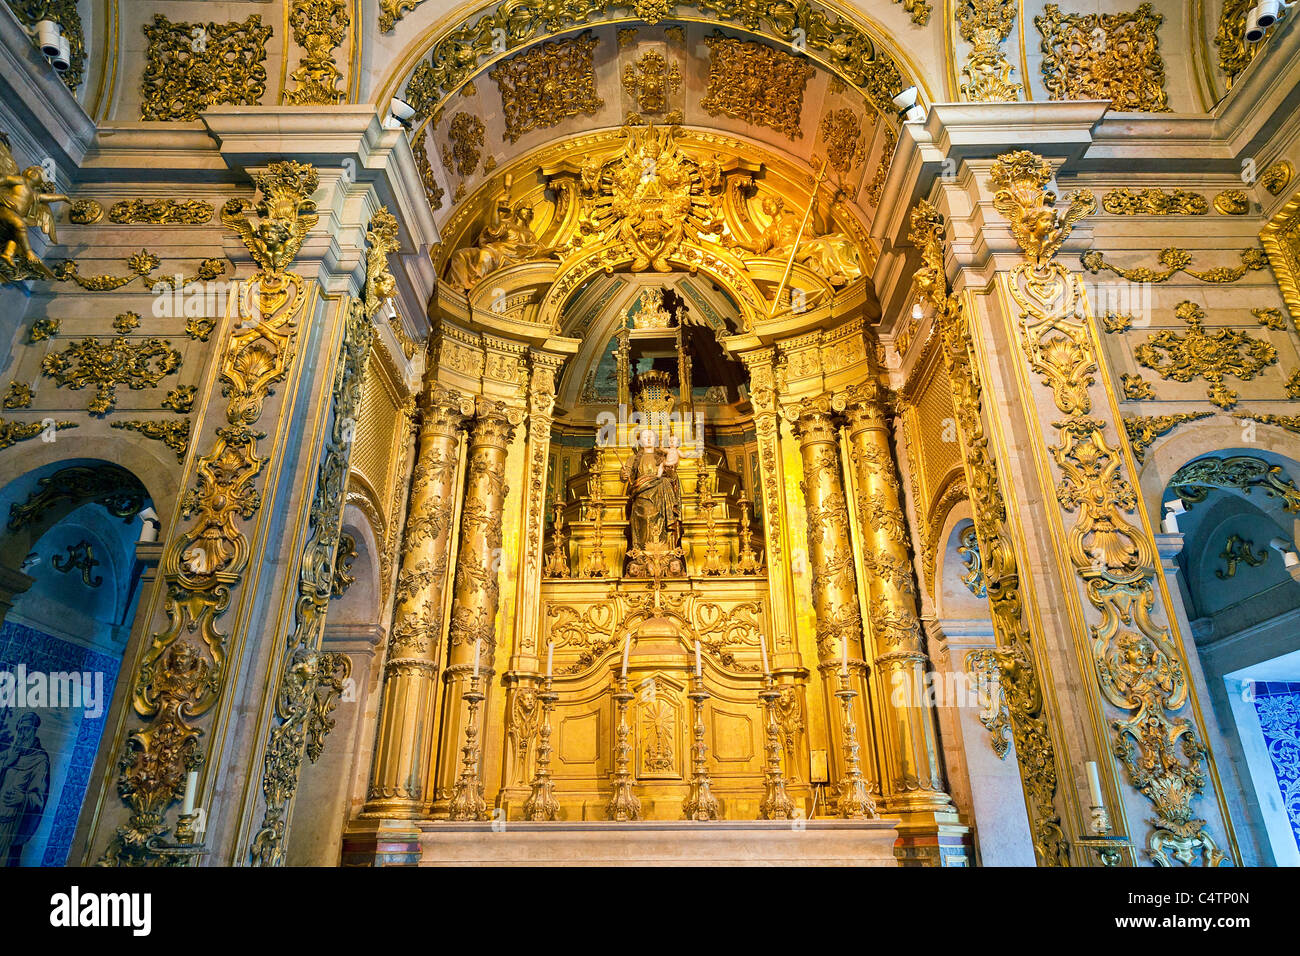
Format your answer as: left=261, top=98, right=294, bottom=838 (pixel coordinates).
left=1161, top=499, right=1186, bottom=534
left=386, top=97, right=415, bottom=130
left=911, top=302, right=924, bottom=320
left=1246, top=7, right=1266, bottom=42
left=891, top=86, right=918, bottom=112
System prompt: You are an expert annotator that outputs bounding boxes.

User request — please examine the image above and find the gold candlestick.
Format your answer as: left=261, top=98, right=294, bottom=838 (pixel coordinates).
left=834, top=669, right=877, bottom=819
left=448, top=673, right=489, bottom=820
left=682, top=673, right=720, bottom=820
left=545, top=492, right=569, bottom=578
left=584, top=457, right=606, bottom=578
left=699, top=473, right=724, bottom=575
left=736, top=495, right=761, bottom=574
left=523, top=677, right=560, bottom=821
left=1076, top=803, right=1129, bottom=866
left=607, top=674, right=641, bottom=821
left=758, top=676, right=796, bottom=819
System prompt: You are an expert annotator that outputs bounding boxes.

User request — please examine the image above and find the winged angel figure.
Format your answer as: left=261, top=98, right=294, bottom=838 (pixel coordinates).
left=0, top=134, right=69, bottom=283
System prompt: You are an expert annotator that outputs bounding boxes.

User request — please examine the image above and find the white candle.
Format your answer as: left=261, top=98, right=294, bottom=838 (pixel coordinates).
left=546, top=641, right=554, bottom=677
left=473, top=637, right=481, bottom=680
left=180, top=770, right=198, bottom=815
left=841, top=636, right=849, bottom=676
left=621, top=635, right=631, bottom=678
left=695, top=640, right=702, bottom=677
left=1085, top=760, right=1104, bottom=807
left=759, top=633, right=770, bottom=676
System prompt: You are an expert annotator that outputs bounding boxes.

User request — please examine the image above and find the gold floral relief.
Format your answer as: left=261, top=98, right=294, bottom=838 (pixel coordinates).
left=1123, top=413, right=1213, bottom=464
left=1035, top=3, right=1170, bottom=112
left=819, top=109, right=867, bottom=175
left=1101, top=188, right=1208, bottom=216
left=623, top=49, right=682, bottom=123
left=1134, top=301, right=1278, bottom=410
left=446, top=112, right=485, bottom=178
left=140, top=14, right=273, bottom=122
left=701, top=32, right=815, bottom=140
left=107, top=199, right=214, bottom=225
left=490, top=32, right=604, bottom=143
left=1260, top=192, right=1300, bottom=329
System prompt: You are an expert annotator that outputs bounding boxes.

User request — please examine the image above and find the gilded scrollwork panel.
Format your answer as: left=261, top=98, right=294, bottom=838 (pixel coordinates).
left=992, top=149, right=1228, bottom=866
left=1035, top=3, right=1171, bottom=112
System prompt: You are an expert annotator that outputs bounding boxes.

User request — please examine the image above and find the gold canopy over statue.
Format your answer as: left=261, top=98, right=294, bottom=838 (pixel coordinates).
left=0, top=133, right=69, bottom=283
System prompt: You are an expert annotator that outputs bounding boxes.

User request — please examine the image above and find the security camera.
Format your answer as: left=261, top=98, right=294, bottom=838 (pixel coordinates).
left=1258, top=0, right=1291, bottom=26
left=34, top=19, right=61, bottom=57
left=385, top=97, right=415, bottom=130
left=50, top=34, right=70, bottom=73
left=385, top=298, right=398, bottom=320
left=1245, top=7, right=1266, bottom=42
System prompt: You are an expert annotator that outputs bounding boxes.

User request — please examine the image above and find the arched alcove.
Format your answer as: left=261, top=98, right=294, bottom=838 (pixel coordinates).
left=0, top=457, right=155, bottom=866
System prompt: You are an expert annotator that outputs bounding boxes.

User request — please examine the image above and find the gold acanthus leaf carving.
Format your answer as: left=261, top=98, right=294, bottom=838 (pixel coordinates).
left=140, top=14, right=272, bottom=122
left=285, top=0, right=350, bottom=106
left=1214, top=190, right=1250, bottom=216
left=108, top=199, right=214, bottom=225
left=701, top=32, right=815, bottom=140
left=994, top=148, right=1227, bottom=866
left=1035, top=2, right=1171, bottom=112
left=220, top=161, right=320, bottom=277
left=1168, top=454, right=1300, bottom=513
left=400, top=0, right=909, bottom=125
left=623, top=48, right=681, bottom=118
left=490, top=32, right=604, bottom=144
left=908, top=198, right=1070, bottom=866
left=819, top=109, right=867, bottom=174
left=1134, top=301, right=1278, bottom=410
left=1214, top=0, right=1259, bottom=89
left=41, top=336, right=183, bottom=416
left=446, top=112, right=485, bottom=178
left=110, top=418, right=192, bottom=462
left=363, top=206, right=401, bottom=319
left=956, top=0, right=1022, bottom=103
left=98, top=164, right=317, bottom=867
left=1101, top=188, right=1208, bottom=216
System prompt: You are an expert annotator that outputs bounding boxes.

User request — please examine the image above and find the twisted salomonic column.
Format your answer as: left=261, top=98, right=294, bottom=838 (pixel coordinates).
left=786, top=396, right=881, bottom=797
left=434, top=399, right=517, bottom=809
left=843, top=381, right=952, bottom=814
left=363, top=385, right=470, bottom=816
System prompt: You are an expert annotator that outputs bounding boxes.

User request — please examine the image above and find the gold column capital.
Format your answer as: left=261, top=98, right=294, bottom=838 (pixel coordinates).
left=841, top=380, right=895, bottom=434
left=784, top=395, right=839, bottom=443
